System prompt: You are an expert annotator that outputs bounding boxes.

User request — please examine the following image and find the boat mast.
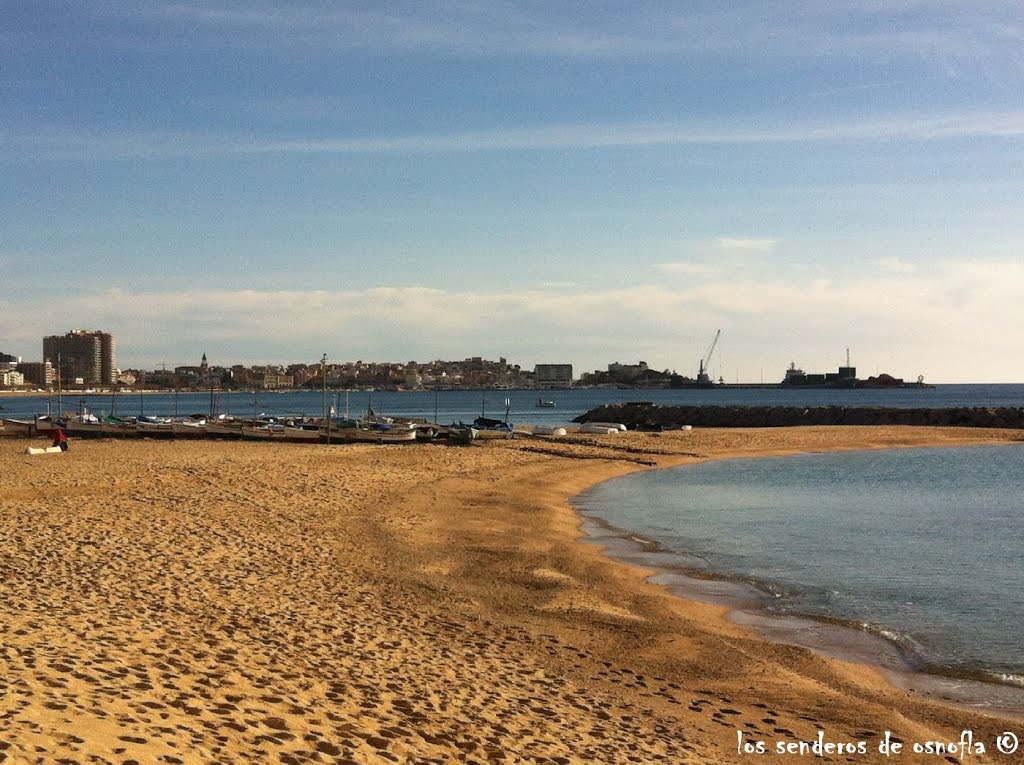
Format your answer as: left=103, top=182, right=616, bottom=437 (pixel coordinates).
left=321, top=353, right=331, bottom=444
left=320, top=354, right=328, bottom=423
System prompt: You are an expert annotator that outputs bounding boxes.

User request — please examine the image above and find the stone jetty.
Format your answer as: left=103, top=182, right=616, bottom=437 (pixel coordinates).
left=574, top=402, right=1024, bottom=430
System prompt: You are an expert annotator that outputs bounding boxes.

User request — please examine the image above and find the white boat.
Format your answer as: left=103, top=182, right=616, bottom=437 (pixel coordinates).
left=241, top=424, right=288, bottom=439
left=470, top=427, right=514, bottom=440
left=584, top=421, right=627, bottom=431
left=283, top=425, right=323, bottom=442
left=579, top=423, right=621, bottom=435
left=442, top=425, right=477, bottom=444
left=532, top=425, right=567, bottom=436
left=467, top=416, right=514, bottom=439
left=33, top=416, right=58, bottom=434
left=535, top=398, right=556, bottom=408
left=66, top=415, right=104, bottom=437
left=100, top=417, right=137, bottom=436
left=1, top=418, right=35, bottom=435
left=172, top=419, right=207, bottom=437
left=135, top=417, right=174, bottom=436
left=206, top=420, right=244, bottom=438
left=336, top=425, right=418, bottom=444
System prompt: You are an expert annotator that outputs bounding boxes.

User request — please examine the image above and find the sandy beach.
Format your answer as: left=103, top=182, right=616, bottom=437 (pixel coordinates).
left=2, top=426, right=1022, bottom=763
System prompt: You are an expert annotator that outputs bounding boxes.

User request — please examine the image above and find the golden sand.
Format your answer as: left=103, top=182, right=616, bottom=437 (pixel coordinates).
left=1, top=426, right=1021, bottom=763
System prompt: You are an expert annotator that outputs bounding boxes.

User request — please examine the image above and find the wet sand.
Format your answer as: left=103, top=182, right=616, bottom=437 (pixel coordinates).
left=1, top=426, right=1022, bottom=763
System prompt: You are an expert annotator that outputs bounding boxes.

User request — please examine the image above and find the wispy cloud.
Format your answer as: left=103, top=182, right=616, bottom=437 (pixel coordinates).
left=806, top=75, right=955, bottom=99
left=537, top=281, right=579, bottom=289
left=715, top=237, right=778, bottom=251
left=87, top=1, right=1024, bottom=72
left=657, top=261, right=716, bottom=276
left=7, top=112, right=1024, bottom=162
left=233, top=113, right=1024, bottom=153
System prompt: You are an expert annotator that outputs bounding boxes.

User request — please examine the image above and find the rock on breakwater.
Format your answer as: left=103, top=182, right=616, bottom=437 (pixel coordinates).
left=574, top=403, right=1024, bottom=430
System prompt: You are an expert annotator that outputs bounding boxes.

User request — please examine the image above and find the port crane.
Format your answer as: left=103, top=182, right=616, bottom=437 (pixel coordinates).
left=696, top=329, right=721, bottom=385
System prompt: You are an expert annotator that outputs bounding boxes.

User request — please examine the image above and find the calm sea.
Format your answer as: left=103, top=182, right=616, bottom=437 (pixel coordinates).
left=573, top=443, right=1024, bottom=710
left=3, top=382, right=1023, bottom=423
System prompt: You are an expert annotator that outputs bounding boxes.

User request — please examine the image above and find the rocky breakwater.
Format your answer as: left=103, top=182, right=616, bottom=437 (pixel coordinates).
left=574, top=402, right=1024, bottom=430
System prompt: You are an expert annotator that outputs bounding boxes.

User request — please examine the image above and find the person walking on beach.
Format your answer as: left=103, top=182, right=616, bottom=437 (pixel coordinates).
left=52, top=427, right=69, bottom=451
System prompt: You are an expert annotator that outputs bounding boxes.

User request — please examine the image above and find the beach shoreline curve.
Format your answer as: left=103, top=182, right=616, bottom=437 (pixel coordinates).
left=2, top=425, right=1022, bottom=763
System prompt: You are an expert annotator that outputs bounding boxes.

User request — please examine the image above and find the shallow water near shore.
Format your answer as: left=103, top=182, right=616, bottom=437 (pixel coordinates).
left=574, top=444, right=1024, bottom=713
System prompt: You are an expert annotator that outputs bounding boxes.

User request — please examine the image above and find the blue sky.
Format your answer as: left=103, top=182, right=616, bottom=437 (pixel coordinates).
left=3, top=1, right=1023, bottom=382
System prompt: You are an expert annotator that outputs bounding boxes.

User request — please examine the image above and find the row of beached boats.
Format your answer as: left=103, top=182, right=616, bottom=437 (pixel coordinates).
left=1, top=413, right=483, bottom=445
left=2, top=412, right=632, bottom=444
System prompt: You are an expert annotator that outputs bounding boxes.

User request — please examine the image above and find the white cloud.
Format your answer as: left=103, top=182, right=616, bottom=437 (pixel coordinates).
left=657, top=261, right=716, bottom=276
left=5, top=259, right=1024, bottom=382
left=878, top=257, right=916, bottom=273
left=537, top=281, right=579, bottom=289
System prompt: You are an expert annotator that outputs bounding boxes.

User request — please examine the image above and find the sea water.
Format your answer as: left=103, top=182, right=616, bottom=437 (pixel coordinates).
left=4, top=382, right=1024, bottom=424
left=573, top=444, right=1024, bottom=705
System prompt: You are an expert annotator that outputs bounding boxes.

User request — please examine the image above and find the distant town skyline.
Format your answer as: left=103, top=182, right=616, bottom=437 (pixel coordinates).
left=3, top=3, right=1024, bottom=383
left=0, top=321, right=997, bottom=388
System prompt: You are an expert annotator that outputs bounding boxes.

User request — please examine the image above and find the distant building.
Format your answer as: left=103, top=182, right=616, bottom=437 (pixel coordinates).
left=607, top=361, right=648, bottom=383
left=17, top=360, right=54, bottom=387
left=43, top=329, right=117, bottom=386
left=251, top=367, right=294, bottom=390
left=534, top=363, right=573, bottom=388
left=1, top=360, right=25, bottom=388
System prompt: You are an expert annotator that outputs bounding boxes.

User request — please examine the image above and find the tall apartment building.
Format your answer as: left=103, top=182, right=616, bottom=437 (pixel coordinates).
left=43, top=329, right=117, bottom=386
left=534, top=363, right=573, bottom=388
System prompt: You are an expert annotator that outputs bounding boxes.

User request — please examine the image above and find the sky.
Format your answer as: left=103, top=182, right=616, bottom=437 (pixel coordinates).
left=3, top=1, right=1024, bottom=383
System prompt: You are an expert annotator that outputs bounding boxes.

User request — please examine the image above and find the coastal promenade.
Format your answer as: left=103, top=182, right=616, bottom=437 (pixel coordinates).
left=2, top=427, right=1021, bottom=763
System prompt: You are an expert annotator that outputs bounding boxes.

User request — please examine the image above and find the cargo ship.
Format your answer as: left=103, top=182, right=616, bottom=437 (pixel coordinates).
left=781, top=361, right=933, bottom=389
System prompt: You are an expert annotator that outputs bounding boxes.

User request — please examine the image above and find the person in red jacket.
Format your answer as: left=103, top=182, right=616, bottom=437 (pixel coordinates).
left=52, top=427, right=69, bottom=451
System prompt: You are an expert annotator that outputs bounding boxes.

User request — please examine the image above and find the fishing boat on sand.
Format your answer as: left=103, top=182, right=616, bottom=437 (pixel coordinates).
left=1, top=418, right=35, bottom=435
left=532, top=425, right=567, bottom=436
left=283, top=424, right=323, bottom=443
left=205, top=417, right=244, bottom=438
left=172, top=418, right=208, bottom=437
left=579, top=421, right=627, bottom=434
left=467, top=396, right=515, bottom=439
left=334, top=422, right=418, bottom=444
left=135, top=416, right=174, bottom=437
left=65, top=414, right=104, bottom=437
left=241, top=423, right=288, bottom=440
left=442, top=425, right=478, bottom=444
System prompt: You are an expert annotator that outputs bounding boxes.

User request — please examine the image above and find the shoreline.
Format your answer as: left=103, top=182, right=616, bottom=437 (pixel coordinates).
left=575, top=498, right=1024, bottom=721
left=543, top=428, right=1024, bottom=750
left=2, top=426, right=1023, bottom=763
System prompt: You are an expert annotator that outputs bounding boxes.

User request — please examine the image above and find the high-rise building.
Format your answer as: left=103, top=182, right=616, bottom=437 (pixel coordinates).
left=43, top=329, right=116, bottom=386
left=534, top=363, right=574, bottom=388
